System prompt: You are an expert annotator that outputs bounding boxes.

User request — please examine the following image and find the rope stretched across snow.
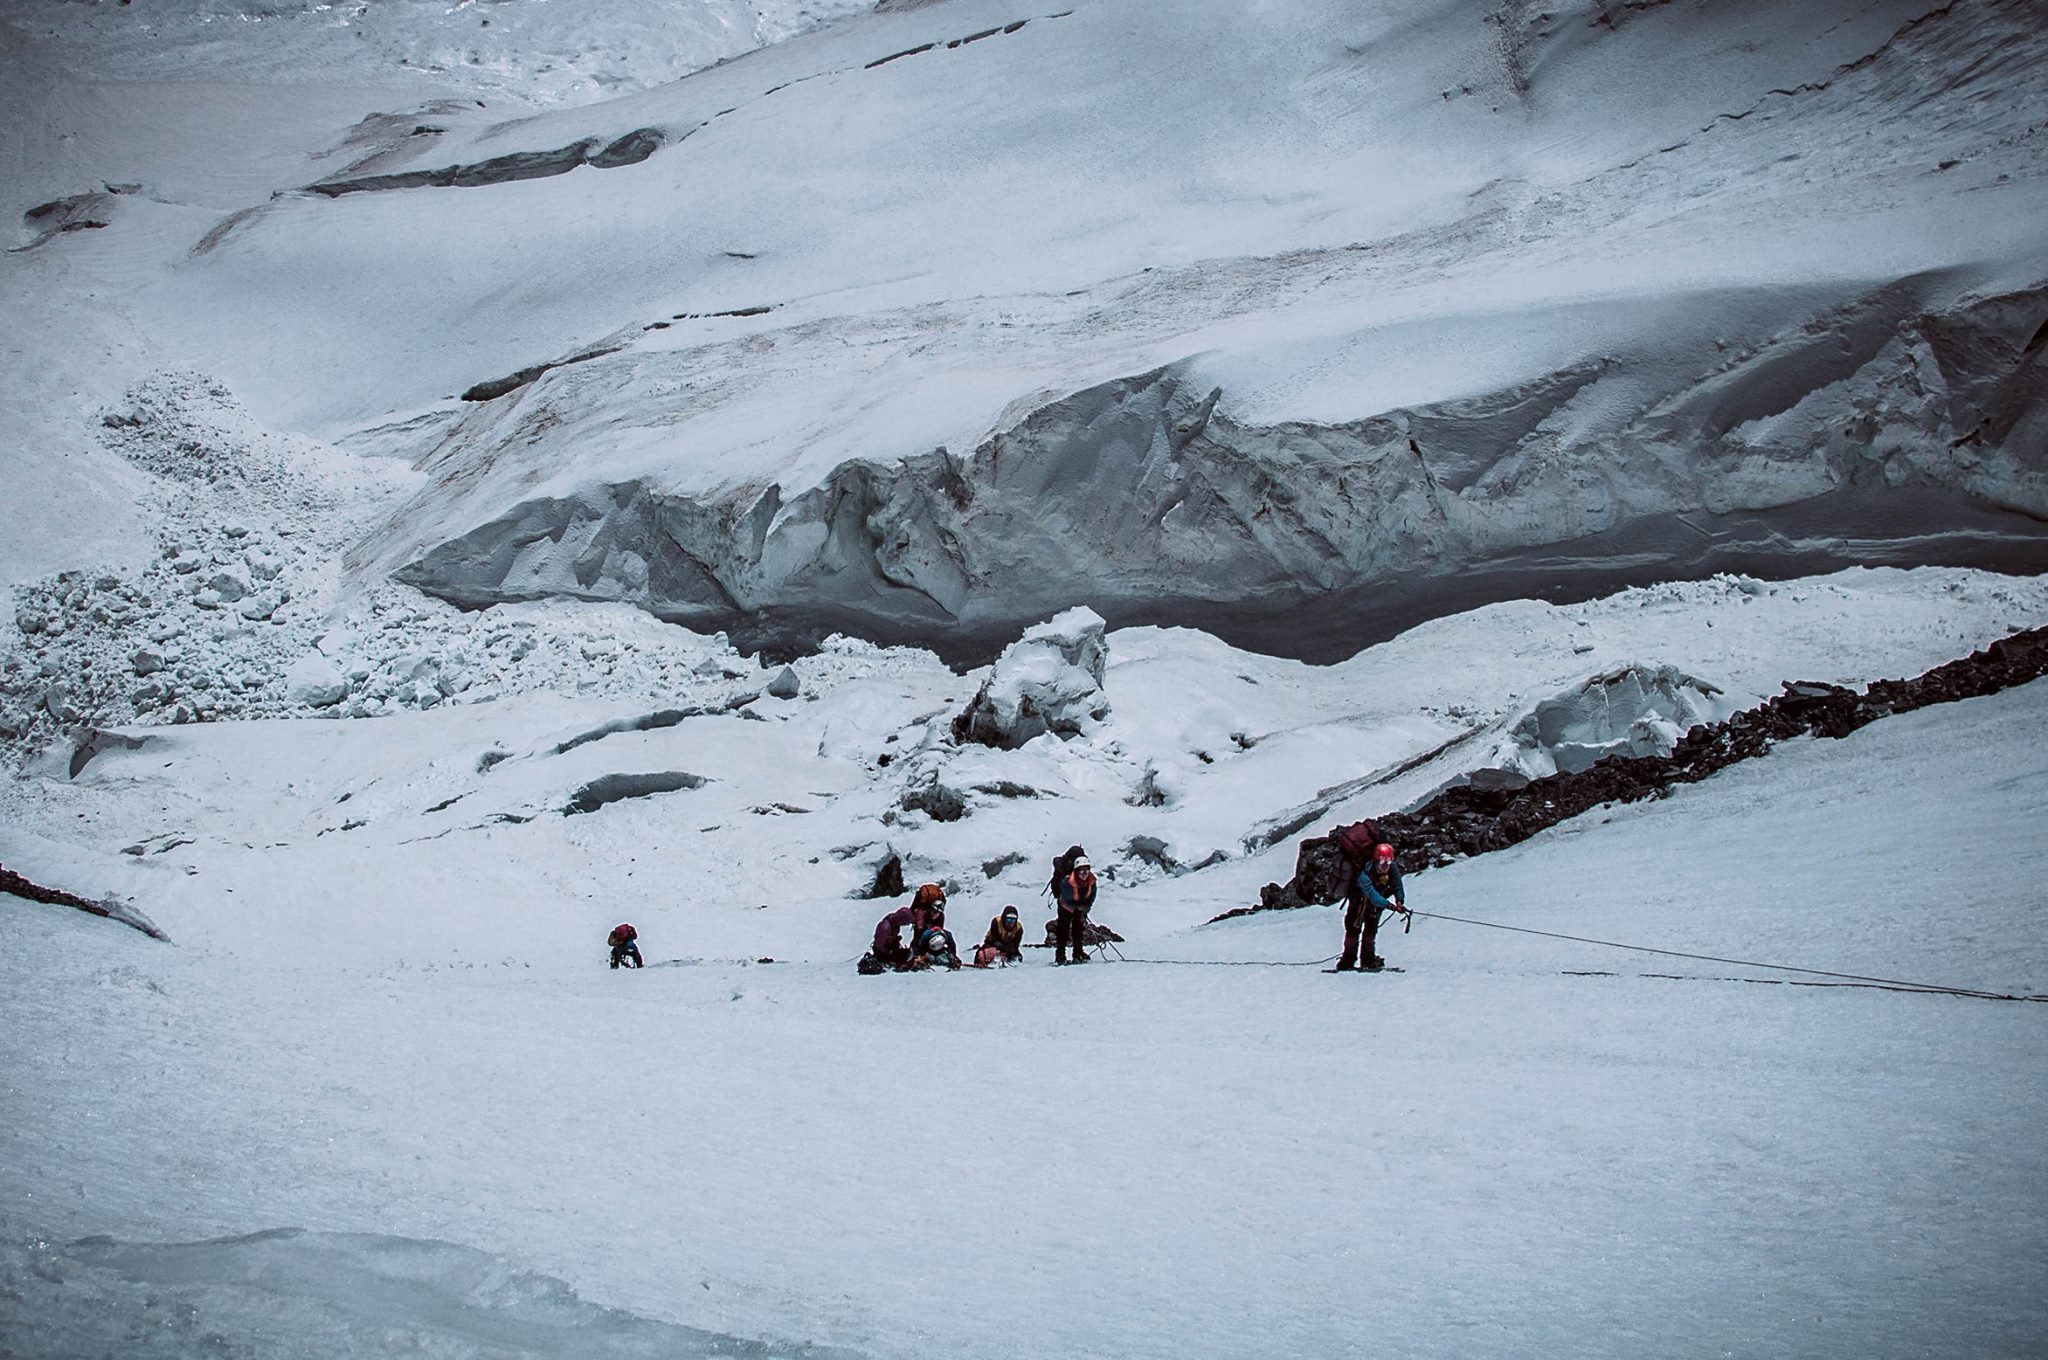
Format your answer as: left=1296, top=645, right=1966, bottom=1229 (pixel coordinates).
left=1401, top=909, right=2046, bottom=1004
left=1113, top=911, right=2044, bottom=1003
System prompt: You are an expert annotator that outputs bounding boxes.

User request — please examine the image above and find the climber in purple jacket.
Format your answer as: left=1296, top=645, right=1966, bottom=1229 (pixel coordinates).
left=870, top=884, right=947, bottom=970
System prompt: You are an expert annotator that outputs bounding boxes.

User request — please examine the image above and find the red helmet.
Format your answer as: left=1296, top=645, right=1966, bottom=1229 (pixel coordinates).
left=1372, top=844, right=1395, bottom=864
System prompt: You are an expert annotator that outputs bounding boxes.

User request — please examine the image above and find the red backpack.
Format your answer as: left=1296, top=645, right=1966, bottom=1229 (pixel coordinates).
left=1330, top=820, right=1384, bottom=867
left=612, top=923, right=637, bottom=943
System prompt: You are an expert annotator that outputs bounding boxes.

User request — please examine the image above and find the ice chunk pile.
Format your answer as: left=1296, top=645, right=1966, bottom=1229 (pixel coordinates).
left=1490, top=664, right=1734, bottom=780
left=952, top=607, right=1110, bottom=749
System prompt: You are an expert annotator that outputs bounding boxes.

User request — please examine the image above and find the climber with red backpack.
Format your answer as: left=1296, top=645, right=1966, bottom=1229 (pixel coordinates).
left=608, top=922, right=643, bottom=969
left=1336, top=834, right=1408, bottom=972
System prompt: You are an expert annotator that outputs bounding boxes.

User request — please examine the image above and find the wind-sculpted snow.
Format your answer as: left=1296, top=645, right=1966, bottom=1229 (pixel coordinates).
left=0, top=1226, right=867, bottom=1360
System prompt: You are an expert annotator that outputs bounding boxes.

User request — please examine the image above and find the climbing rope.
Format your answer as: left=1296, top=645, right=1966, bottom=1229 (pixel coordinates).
left=1407, top=909, right=2046, bottom=1004
left=1110, top=954, right=1341, bottom=968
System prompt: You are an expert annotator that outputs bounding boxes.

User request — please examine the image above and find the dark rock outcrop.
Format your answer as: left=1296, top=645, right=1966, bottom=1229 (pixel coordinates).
left=15, top=192, right=116, bottom=251
left=866, top=854, right=907, bottom=899
left=460, top=344, right=623, bottom=403
left=1, top=862, right=169, bottom=941
left=563, top=771, right=707, bottom=815
left=310, top=128, right=668, bottom=197
left=587, top=128, right=666, bottom=169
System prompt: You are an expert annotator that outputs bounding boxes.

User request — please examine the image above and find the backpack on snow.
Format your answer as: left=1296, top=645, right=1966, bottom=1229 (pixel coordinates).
left=1329, top=820, right=1385, bottom=867
left=1045, top=844, right=1087, bottom=897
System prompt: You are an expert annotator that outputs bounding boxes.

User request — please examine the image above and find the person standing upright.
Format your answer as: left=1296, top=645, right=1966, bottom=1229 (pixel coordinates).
left=1054, top=856, right=1097, bottom=964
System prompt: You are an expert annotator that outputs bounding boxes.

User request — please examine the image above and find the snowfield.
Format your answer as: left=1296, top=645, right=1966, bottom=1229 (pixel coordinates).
left=4, top=568, right=2047, bottom=1358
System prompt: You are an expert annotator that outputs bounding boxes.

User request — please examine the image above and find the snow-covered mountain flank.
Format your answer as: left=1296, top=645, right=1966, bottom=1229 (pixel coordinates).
left=3, top=2, right=2047, bottom=1358
left=7, top=0, right=2047, bottom=654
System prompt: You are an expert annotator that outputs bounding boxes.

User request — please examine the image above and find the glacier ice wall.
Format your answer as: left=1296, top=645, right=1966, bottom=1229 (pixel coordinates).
left=389, top=278, right=2048, bottom=660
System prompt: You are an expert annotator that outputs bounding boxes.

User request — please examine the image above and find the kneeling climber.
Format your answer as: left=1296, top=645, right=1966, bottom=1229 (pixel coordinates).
left=868, top=883, right=947, bottom=971
left=976, top=904, right=1024, bottom=966
left=608, top=922, right=643, bottom=969
left=912, top=914, right=962, bottom=971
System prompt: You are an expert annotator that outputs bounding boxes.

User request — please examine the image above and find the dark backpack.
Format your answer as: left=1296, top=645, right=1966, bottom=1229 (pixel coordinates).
left=1330, top=820, right=1384, bottom=867
left=1046, top=844, right=1086, bottom=896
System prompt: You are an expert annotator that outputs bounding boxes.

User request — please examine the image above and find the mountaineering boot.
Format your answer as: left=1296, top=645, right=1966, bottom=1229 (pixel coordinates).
left=1072, top=950, right=1090, bottom=963
left=1362, top=957, right=1386, bottom=972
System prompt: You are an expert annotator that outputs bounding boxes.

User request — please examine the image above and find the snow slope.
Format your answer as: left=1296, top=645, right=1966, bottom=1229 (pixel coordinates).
left=11, top=0, right=884, bottom=111
left=3, top=572, right=2044, bottom=1358
left=7, top=0, right=2045, bottom=648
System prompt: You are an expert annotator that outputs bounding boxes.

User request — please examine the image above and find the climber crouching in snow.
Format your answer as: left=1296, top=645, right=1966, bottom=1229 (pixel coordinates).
left=608, top=923, right=643, bottom=969
left=1337, top=843, right=1407, bottom=972
left=861, top=883, right=947, bottom=973
left=975, top=905, right=1024, bottom=967
left=910, top=914, right=962, bottom=971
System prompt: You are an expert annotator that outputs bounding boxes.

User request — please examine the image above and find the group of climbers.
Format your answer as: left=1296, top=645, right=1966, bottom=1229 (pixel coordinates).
left=860, top=844, right=1110, bottom=973
left=861, top=882, right=961, bottom=973
left=614, top=829, right=1409, bottom=976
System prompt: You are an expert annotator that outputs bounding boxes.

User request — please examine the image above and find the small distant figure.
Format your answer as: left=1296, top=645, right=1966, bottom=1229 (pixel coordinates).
left=608, top=922, right=643, bottom=969
left=975, top=904, right=1024, bottom=967
left=1054, top=855, right=1097, bottom=965
left=862, top=882, right=947, bottom=973
left=1337, top=844, right=1408, bottom=972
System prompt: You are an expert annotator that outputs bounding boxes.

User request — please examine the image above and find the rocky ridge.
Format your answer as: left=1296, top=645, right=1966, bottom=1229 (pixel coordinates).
left=1231, top=622, right=2048, bottom=920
